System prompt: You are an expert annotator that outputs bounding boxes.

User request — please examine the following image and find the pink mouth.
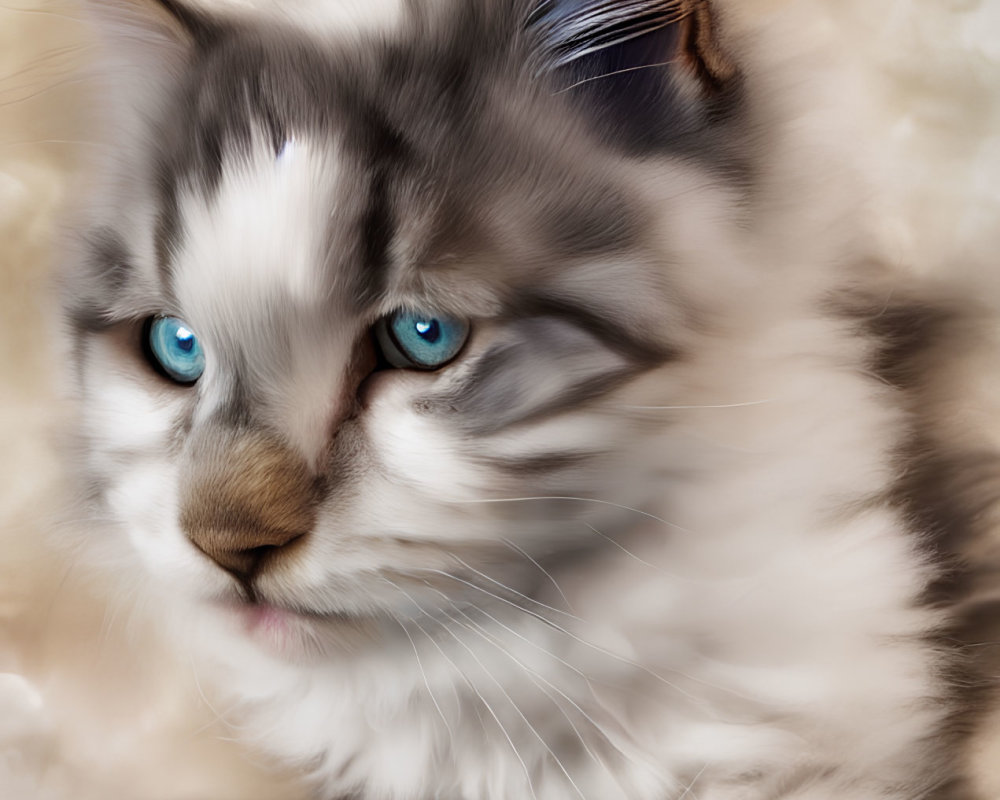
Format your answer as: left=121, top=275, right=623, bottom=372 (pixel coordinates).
left=243, top=603, right=292, bottom=635
left=230, top=602, right=306, bottom=655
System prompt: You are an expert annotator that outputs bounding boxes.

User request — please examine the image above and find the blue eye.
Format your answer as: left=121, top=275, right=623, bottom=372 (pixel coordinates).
left=145, top=316, right=206, bottom=384
left=375, top=309, right=470, bottom=369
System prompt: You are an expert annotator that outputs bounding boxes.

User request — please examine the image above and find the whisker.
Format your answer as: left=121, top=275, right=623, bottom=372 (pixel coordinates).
left=383, top=584, right=479, bottom=736
left=427, top=609, right=586, bottom=800
left=419, top=569, right=568, bottom=634
left=501, top=537, right=575, bottom=612
left=583, top=522, right=665, bottom=572
left=676, top=761, right=709, bottom=800
left=556, top=58, right=681, bottom=94
left=440, top=595, right=673, bottom=789
left=449, top=555, right=581, bottom=621
left=580, top=522, right=716, bottom=585
left=442, top=606, right=608, bottom=798
left=422, top=580, right=592, bottom=685
left=417, top=567, right=711, bottom=710
left=393, top=616, right=455, bottom=745
left=422, top=566, right=762, bottom=712
left=382, top=577, right=539, bottom=800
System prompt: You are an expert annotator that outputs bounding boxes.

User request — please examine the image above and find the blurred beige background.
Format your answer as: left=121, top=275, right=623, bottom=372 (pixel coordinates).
left=1, top=0, right=999, bottom=798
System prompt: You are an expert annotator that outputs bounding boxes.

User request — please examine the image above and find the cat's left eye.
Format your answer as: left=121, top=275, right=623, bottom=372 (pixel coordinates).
left=144, top=316, right=206, bottom=384
left=374, top=309, right=470, bottom=370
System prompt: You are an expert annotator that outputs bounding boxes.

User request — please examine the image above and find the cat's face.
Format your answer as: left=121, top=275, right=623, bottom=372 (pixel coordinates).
left=66, top=0, right=747, bottom=656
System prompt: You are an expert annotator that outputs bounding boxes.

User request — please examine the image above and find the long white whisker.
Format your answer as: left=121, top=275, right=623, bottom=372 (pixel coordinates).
left=501, top=537, right=575, bottom=612
left=581, top=523, right=708, bottom=585
left=382, top=578, right=539, bottom=800
left=676, top=761, right=709, bottom=800
left=394, top=617, right=455, bottom=745
left=419, top=568, right=711, bottom=711
left=426, top=609, right=586, bottom=800
left=422, top=581, right=589, bottom=683
left=556, top=58, right=681, bottom=94
left=447, top=596, right=677, bottom=788
left=420, top=568, right=567, bottom=633
left=442, top=606, right=608, bottom=798
left=387, top=588, right=478, bottom=737
left=449, top=554, right=581, bottom=621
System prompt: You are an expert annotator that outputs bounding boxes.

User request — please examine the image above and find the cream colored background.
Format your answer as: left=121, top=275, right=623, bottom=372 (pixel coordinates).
left=1, top=1, right=999, bottom=797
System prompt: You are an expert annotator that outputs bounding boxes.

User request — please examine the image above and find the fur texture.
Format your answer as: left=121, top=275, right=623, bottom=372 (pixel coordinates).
left=45, top=0, right=1000, bottom=798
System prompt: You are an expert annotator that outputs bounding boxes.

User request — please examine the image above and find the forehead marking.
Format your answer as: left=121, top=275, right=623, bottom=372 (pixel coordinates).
left=273, top=0, right=407, bottom=37
left=172, top=135, right=338, bottom=314
left=353, top=117, right=409, bottom=304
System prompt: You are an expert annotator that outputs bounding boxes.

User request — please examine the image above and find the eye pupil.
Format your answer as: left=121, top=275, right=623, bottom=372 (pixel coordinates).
left=414, top=319, right=440, bottom=343
left=176, top=330, right=195, bottom=352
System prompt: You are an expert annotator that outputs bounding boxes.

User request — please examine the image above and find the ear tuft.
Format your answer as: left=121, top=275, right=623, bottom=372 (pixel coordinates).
left=530, top=0, right=735, bottom=90
left=527, top=0, right=739, bottom=153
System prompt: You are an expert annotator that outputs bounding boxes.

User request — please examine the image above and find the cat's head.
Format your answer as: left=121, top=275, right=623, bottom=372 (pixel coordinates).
left=64, top=0, right=751, bottom=656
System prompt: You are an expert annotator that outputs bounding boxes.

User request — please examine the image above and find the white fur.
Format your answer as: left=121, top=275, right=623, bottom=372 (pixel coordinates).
left=197, top=0, right=408, bottom=38
left=174, top=136, right=354, bottom=463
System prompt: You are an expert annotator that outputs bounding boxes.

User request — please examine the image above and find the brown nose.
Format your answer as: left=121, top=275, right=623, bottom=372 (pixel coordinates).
left=180, top=430, right=319, bottom=579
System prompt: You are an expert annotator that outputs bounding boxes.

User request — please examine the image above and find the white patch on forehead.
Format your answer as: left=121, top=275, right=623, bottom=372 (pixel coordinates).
left=205, top=0, right=407, bottom=38
left=170, top=136, right=354, bottom=464
left=285, top=0, right=407, bottom=36
left=173, top=135, right=338, bottom=315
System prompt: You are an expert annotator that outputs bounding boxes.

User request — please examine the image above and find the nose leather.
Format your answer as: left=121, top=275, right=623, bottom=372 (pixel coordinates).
left=180, top=430, right=318, bottom=579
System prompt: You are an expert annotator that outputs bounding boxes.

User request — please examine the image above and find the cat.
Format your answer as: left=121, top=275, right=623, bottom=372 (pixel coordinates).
left=58, top=0, right=1000, bottom=797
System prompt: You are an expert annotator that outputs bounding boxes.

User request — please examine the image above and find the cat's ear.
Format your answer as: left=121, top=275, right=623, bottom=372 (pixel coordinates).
left=80, top=0, right=227, bottom=131
left=82, top=0, right=221, bottom=65
left=526, top=0, right=739, bottom=152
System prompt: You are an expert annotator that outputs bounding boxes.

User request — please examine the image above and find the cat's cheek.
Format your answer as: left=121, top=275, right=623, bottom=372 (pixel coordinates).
left=362, top=379, right=483, bottom=499
left=104, top=463, right=226, bottom=596
left=84, top=369, right=182, bottom=453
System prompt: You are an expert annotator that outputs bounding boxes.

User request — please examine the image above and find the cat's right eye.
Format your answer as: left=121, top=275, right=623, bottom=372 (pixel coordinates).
left=373, top=309, right=470, bottom=370
left=143, top=316, right=206, bottom=385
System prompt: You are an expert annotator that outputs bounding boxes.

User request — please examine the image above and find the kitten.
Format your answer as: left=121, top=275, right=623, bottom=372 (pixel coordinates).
left=60, top=0, right=1000, bottom=797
